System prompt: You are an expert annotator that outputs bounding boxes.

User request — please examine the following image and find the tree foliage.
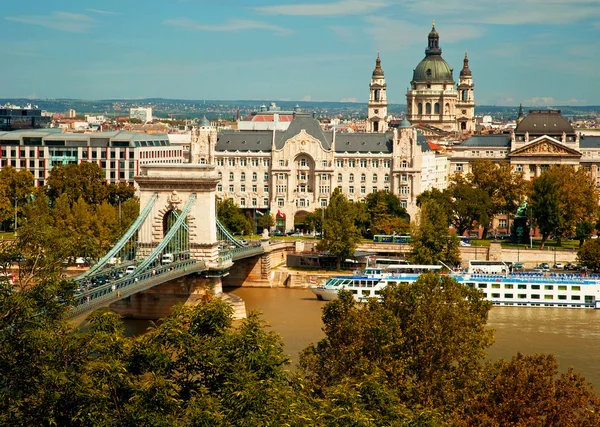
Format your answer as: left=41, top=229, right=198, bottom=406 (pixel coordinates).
left=217, top=198, right=252, bottom=235
left=447, top=173, right=491, bottom=236
left=410, top=200, right=461, bottom=266
left=0, top=166, right=35, bottom=226
left=577, top=239, right=600, bottom=271
left=530, top=166, right=599, bottom=248
left=318, top=188, right=361, bottom=269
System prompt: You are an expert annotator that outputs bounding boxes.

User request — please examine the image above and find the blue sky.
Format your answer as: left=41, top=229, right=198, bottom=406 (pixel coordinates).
left=2, top=0, right=600, bottom=106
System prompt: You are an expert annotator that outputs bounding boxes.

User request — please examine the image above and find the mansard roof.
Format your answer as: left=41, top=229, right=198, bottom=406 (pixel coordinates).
left=515, top=110, right=574, bottom=135
left=275, top=112, right=332, bottom=150
left=216, top=130, right=273, bottom=152
left=579, top=136, right=600, bottom=149
left=457, top=134, right=511, bottom=147
left=334, top=132, right=393, bottom=153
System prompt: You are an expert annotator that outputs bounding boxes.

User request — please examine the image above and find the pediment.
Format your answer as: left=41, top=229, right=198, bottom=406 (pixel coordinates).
left=509, top=137, right=581, bottom=157
left=284, top=129, right=323, bottom=148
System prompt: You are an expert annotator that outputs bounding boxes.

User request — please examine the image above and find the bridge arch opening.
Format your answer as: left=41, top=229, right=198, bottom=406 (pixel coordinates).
left=162, top=209, right=190, bottom=258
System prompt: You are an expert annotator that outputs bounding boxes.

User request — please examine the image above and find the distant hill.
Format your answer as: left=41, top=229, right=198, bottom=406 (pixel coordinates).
left=1, top=98, right=599, bottom=120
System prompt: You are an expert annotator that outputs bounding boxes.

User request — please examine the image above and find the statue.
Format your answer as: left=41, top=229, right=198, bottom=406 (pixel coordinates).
left=262, top=228, right=270, bottom=240
left=515, top=200, right=528, bottom=218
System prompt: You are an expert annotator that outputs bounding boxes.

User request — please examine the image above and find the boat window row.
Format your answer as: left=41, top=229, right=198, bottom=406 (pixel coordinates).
left=483, top=293, right=594, bottom=302
left=470, top=282, right=583, bottom=291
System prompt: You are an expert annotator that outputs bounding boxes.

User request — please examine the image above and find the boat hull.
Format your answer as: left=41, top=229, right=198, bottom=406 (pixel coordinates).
left=309, top=286, right=339, bottom=301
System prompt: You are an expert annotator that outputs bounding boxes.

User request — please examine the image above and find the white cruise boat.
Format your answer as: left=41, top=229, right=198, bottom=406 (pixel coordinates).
left=309, top=264, right=600, bottom=309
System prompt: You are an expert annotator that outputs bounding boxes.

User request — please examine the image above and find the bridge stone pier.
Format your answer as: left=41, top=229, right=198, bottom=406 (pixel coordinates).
left=110, top=164, right=233, bottom=319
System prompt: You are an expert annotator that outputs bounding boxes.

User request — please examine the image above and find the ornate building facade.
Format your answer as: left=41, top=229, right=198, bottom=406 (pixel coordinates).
left=406, top=24, right=475, bottom=134
left=193, top=111, right=448, bottom=231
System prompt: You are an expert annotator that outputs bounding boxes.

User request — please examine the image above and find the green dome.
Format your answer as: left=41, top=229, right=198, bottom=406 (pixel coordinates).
left=412, top=55, right=454, bottom=83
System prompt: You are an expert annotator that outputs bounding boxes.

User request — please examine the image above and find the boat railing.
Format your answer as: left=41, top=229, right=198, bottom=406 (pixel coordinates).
left=467, top=273, right=598, bottom=284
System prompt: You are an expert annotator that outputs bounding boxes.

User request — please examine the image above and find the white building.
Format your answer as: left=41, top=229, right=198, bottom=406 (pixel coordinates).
left=130, top=107, right=153, bottom=123
left=237, top=103, right=294, bottom=131
left=85, top=115, right=106, bottom=125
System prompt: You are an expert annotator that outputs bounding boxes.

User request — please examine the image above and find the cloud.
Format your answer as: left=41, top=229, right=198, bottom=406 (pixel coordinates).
left=164, top=18, right=292, bottom=35
left=5, top=11, right=94, bottom=33
left=364, top=17, right=484, bottom=52
left=401, top=0, right=600, bottom=25
left=525, top=97, right=556, bottom=106
left=255, top=0, right=388, bottom=16
left=84, top=9, right=120, bottom=15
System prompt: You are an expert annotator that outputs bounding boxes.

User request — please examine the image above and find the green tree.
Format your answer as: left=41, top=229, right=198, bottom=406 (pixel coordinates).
left=575, top=220, right=595, bottom=247
left=217, top=198, right=252, bottom=235
left=447, top=175, right=491, bottom=236
left=410, top=200, right=461, bottom=266
left=299, top=273, right=494, bottom=416
left=468, top=160, right=527, bottom=238
left=304, top=208, right=324, bottom=234
left=530, top=170, right=561, bottom=248
left=577, top=239, right=600, bottom=271
left=318, top=188, right=361, bottom=270
left=257, top=212, right=275, bottom=231
left=364, top=191, right=410, bottom=236
left=46, top=162, right=108, bottom=205
left=0, top=166, right=35, bottom=227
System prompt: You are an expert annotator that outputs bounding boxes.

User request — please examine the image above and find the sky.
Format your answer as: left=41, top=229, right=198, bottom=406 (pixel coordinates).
left=2, top=0, right=600, bottom=106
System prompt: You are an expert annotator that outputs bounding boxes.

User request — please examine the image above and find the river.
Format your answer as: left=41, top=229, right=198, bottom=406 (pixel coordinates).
left=123, top=287, right=600, bottom=390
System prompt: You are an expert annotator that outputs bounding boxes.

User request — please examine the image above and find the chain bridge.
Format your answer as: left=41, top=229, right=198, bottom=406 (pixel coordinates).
left=69, top=164, right=274, bottom=319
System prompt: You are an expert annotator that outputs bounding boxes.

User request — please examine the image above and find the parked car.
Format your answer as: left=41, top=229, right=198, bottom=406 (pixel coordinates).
left=536, top=263, right=550, bottom=272
left=238, top=239, right=249, bottom=246
left=271, top=230, right=284, bottom=236
left=564, top=262, right=576, bottom=270
left=553, top=262, right=563, bottom=269
left=125, top=265, right=136, bottom=275
left=512, top=262, right=524, bottom=270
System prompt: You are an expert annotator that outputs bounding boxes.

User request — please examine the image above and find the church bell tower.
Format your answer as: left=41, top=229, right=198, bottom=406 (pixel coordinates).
left=455, top=51, right=475, bottom=133
left=367, top=53, right=388, bottom=133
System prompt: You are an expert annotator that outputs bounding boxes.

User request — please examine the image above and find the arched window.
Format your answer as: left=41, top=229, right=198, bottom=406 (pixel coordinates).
left=229, top=172, right=234, bottom=181
left=426, top=103, right=432, bottom=114
left=401, top=160, right=407, bottom=168
left=418, top=103, right=423, bottom=115
left=434, top=102, right=440, bottom=114
left=372, top=173, right=378, bottom=183
left=337, top=173, right=342, bottom=182
left=349, top=173, right=354, bottom=182
left=360, top=173, right=366, bottom=182
left=384, top=174, right=389, bottom=182
left=252, top=172, right=257, bottom=181
left=462, top=90, right=467, bottom=101
left=240, top=172, right=246, bottom=181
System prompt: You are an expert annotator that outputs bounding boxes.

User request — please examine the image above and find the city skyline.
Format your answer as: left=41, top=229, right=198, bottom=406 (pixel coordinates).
left=2, top=0, right=600, bottom=106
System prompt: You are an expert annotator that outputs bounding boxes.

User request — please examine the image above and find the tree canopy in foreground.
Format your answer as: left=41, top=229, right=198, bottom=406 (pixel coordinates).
left=2, top=258, right=600, bottom=425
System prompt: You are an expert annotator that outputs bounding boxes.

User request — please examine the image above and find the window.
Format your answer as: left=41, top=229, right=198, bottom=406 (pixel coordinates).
left=278, top=199, right=284, bottom=207
left=229, top=185, right=234, bottom=192
left=298, top=199, right=306, bottom=207
left=400, top=187, right=410, bottom=195
left=372, top=159, right=379, bottom=168
left=337, top=173, right=342, bottom=182
left=240, top=198, right=246, bottom=207
left=518, top=294, right=527, bottom=299
left=400, top=200, right=407, bottom=208
left=545, top=285, right=553, bottom=290
left=240, top=159, right=247, bottom=167
left=264, top=173, right=269, bottom=181
left=348, top=159, right=355, bottom=168
left=498, top=219, right=507, bottom=229
left=372, top=174, right=378, bottom=182
left=217, top=158, right=224, bottom=166
left=217, top=184, right=222, bottom=191
left=321, top=174, right=329, bottom=181
left=252, top=198, right=257, bottom=207
left=384, top=160, right=390, bottom=168
left=372, top=187, right=378, bottom=193
left=401, top=174, right=407, bottom=182
left=336, top=159, right=343, bottom=168
left=229, top=172, right=234, bottom=181
left=263, top=159, right=270, bottom=167
left=515, top=164, right=523, bottom=172
left=228, top=159, right=235, bottom=166
left=252, top=172, right=257, bottom=181
left=531, top=284, right=540, bottom=290
left=504, top=294, right=513, bottom=299
left=322, top=160, right=328, bottom=167
left=264, top=185, right=269, bottom=193
left=478, top=283, right=487, bottom=289
left=558, top=285, right=567, bottom=291
left=240, top=172, right=246, bottom=181
left=544, top=295, right=553, bottom=300
left=252, top=185, right=257, bottom=192
left=384, top=174, right=389, bottom=182
left=321, top=199, right=328, bottom=207
left=349, top=173, right=354, bottom=182
left=279, top=160, right=285, bottom=166
left=263, top=198, right=269, bottom=206
left=531, top=294, right=540, bottom=299
left=299, top=158, right=307, bottom=167
left=360, top=186, right=366, bottom=194
left=276, top=185, right=286, bottom=193
left=518, top=284, right=527, bottom=290
left=492, top=283, right=500, bottom=289
left=360, top=173, right=366, bottom=182
left=349, top=186, right=354, bottom=194
left=384, top=186, right=389, bottom=193
left=360, top=159, right=367, bottom=168
left=319, top=185, right=330, bottom=193
left=492, top=293, right=500, bottom=298
left=572, top=285, right=581, bottom=291
left=456, top=163, right=463, bottom=172
left=505, top=284, right=514, bottom=289
left=572, top=295, right=581, bottom=300
left=240, top=185, right=246, bottom=192
left=251, top=158, right=259, bottom=167
left=401, top=160, right=408, bottom=168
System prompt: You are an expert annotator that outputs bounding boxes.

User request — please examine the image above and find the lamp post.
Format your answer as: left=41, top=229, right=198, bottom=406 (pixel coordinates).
left=116, top=195, right=122, bottom=226
left=13, top=198, right=17, bottom=236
